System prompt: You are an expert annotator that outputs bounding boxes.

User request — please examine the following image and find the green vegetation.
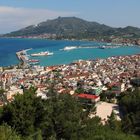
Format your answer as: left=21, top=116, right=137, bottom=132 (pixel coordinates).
left=0, top=124, right=21, bottom=140
left=119, top=88, right=140, bottom=135
left=0, top=87, right=139, bottom=140
left=0, top=89, right=7, bottom=105
left=5, top=17, right=140, bottom=39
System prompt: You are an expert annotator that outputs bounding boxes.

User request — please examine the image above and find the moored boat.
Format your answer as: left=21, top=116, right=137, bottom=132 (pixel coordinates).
left=31, top=51, right=53, bottom=56
left=28, top=59, right=39, bottom=65
left=28, top=59, right=39, bottom=62
left=99, top=46, right=106, bottom=49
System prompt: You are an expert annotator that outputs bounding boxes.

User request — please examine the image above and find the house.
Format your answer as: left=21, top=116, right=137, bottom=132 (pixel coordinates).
left=108, top=82, right=125, bottom=95
left=76, top=93, right=100, bottom=104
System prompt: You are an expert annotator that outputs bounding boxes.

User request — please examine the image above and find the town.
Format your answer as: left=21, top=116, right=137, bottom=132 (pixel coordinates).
left=3, top=33, right=140, bottom=46
left=0, top=54, right=140, bottom=122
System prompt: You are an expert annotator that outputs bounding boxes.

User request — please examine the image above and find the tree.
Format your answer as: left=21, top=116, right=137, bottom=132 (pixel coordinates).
left=0, top=87, right=140, bottom=139
left=34, top=129, right=43, bottom=140
left=75, top=88, right=84, bottom=94
left=119, top=88, right=140, bottom=135
left=49, top=94, right=85, bottom=140
left=100, top=92, right=107, bottom=101
left=107, top=111, right=121, bottom=131
left=0, top=88, right=89, bottom=139
left=78, top=117, right=139, bottom=140
left=0, top=124, right=21, bottom=140
left=106, top=92, right=116, bottom=102
left=0, top=89, right=7, bottom=104
left=0, top=87, right=52, bottom=138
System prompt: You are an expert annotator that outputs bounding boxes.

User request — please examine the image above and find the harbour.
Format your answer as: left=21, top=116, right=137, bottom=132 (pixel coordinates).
left=16, top=48, right=40, bottom=67
left=0, top=38, right=140, bottom=67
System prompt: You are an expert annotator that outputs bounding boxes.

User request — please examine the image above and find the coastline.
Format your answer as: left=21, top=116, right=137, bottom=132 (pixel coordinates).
left=1, top=36, right=140, bottom=47
left=2, top=50, right=140, bottom=70
left=0, top=38, right=140, bottom=67
left=14, top=51, right=140, bottom=68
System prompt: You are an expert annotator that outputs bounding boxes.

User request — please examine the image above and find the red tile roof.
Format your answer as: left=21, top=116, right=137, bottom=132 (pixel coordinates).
left=77, top=93, right=99, bottom=100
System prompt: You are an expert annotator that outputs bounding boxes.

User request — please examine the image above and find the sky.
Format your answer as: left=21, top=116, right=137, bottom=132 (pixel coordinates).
left=0, top=0, right=140, bottom=33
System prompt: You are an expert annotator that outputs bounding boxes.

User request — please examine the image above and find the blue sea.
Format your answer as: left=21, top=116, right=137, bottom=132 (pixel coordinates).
left=0, top=38, right=140, bottom=67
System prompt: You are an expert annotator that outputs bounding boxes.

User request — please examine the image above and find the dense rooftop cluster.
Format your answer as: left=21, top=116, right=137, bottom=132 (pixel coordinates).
left=0, top=54, right=139, bottom=105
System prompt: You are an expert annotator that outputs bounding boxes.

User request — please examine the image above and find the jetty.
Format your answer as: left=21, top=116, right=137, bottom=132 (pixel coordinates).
left=16, top=48, right=40, bottom=67
left=16, top=49, right=31, bottom=67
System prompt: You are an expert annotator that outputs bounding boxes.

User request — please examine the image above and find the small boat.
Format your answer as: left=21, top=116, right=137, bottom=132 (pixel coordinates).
left=28, top=59, right=39, bottom=62
left=29, top=62, right=39, bottom=65
left=31, top=51, right=53, bottom=56
left=28, top=59, right=39, bottom=65
left=99, top=46, right=106, bottom=49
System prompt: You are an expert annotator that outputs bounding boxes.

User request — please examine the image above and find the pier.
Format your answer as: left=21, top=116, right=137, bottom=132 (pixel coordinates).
left=16, top=49, right=31, bottom=67
left=16, top=48, right=40, bottom=67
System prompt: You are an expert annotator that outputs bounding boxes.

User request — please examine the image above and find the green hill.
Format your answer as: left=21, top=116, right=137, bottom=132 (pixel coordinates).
left=4, top=17, right=140, bottom=39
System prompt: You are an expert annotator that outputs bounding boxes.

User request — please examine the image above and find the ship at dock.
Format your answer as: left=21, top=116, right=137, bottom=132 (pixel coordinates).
left=16, top=48, right=40, bottom=66
left=28, top=59, right=39, bottom=65
left=31, top=51, right=53, bottom=57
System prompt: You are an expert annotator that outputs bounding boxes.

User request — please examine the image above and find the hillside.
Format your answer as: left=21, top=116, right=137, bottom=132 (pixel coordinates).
left=4, top=17, right=140, bottom=39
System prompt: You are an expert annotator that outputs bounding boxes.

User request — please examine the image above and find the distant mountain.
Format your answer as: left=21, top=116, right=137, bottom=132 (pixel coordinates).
left=4, top=17, right=140, bottom=39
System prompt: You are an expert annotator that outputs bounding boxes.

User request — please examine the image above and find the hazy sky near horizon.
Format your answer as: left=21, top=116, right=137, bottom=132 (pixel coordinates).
left=0, top=0, right=140, bottom=33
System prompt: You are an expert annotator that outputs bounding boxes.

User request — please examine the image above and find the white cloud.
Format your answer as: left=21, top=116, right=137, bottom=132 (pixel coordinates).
left=0, top=6, right=79, bottom=34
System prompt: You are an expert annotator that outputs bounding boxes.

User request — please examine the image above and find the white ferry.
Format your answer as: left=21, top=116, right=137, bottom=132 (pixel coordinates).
left=62, top=46, right=77, bottom=51
left=31, top=51, right=53, bottom=57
